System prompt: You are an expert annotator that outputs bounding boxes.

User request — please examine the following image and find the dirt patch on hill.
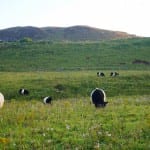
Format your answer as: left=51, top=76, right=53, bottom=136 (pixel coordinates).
left=132, top=59, right=150, bottom=65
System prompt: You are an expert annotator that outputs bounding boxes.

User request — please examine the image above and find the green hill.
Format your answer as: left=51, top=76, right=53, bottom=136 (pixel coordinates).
left=0, top=25, right=135, bottom=42
left=0, top=37, right=149, bottom=72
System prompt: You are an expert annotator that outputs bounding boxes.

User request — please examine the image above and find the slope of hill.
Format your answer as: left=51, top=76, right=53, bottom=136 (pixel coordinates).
left=62, top=26, right=135, bottom=41
left=0, top=37, right=149, bottom=71
left=0, top=26, right=49, bottom=41
left=0, top=25, right=136, bottom=41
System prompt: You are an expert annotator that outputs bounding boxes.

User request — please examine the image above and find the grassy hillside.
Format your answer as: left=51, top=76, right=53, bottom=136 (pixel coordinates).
left=0, top=38, right=150, bottom=72
left=0, top=37, right=149, bottom=149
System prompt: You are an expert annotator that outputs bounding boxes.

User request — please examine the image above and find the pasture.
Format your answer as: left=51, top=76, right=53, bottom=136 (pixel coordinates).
left=0, top=71, right=150, bottom=149
left=0, top=38, right=150, bottom=72
left=0, top=71, right=149, bottom=101
left=0, top=38, right=150, bottom=149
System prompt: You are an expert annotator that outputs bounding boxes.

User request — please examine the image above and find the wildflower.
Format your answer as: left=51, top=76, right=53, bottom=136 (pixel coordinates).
left=43, top=133, right=46, bottom=137
left=106, top=131, right=111, bottom=137
left=0, top=137, right=9, bottom=144
left=94, top=142, right=100, bottom=149
left=82, top=133, right=89, bottom=137
left=98, top=131, right=102, bottom=135
left=66, top=124, right=70, bottom=130
left=47, top=139, right=52, bottom=143
left=64, top=101, right=71, bottom=107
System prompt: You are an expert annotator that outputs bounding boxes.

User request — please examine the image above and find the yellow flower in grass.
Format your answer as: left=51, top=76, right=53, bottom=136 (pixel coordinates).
left=0, top=137, right=9, bottom=144
left=63, top=101, right=71, bottom=107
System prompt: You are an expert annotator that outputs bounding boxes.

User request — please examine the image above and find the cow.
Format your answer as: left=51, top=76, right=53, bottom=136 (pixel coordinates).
left=90, top=88, right=108, bottom=107
left=97, top=72, right=105, bottom=77
left=110, top=72, right=119, bottom=77
left=19, top=88, right=29, bottom=95
left=0, top=92, right=4, bottom=108
left=43, top=96, right=52, bottom=104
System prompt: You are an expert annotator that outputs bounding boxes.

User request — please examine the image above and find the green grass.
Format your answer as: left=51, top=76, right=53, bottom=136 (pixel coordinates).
left=0, top=38, right=149, bottom=149
left=0, top=95, right=149, bottom=149
left=0, top=70, right=149, bottom=149
left=0, top=38, right=150, bottom=71
left=0, top=71, right=149, bottom=101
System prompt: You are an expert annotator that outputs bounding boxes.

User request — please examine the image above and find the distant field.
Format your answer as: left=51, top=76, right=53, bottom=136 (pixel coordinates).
left=0, top=38, right=150, bottom=71
left=0, top=70, right=149, bottom=101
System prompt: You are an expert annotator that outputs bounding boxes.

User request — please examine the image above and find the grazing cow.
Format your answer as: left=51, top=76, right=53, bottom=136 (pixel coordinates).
left=97, top=72, right=105, bottom=77
left=90, top=88, right=108, bottom=107
left=110, top=72, right=119, bottom=77
left=0, top=92, right=4, bottom=108
left=19, top=88, right=29, bottom=95
left=43, top=96, right=52, bottom=104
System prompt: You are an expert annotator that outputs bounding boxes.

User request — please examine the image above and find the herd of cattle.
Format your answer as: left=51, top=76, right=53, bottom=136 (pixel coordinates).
left=97, top=71, right=119, bottom=77
left=0, top=88, right=108, bottom=109
left=0, top=89, right=53, bottom=109
left=0, top=71, right=119, bottom=109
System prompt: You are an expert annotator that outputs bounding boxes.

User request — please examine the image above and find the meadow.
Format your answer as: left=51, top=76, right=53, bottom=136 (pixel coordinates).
left=0, top=95, right=149, bottom=149
left=0, top=38, right=150, bottom=149
left=0, top=71, right=149, bottom=101
left=0, top=71, right=150, bottom=149
left=0, top=38, right=150, bottom=71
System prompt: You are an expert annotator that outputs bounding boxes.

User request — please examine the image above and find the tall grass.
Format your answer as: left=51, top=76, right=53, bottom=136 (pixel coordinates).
left=0, top=95, right=149, bottom=149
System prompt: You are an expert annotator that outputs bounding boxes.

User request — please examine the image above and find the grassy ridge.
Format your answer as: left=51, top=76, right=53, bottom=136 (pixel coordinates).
left=0, top=71, right=149, bottom=101
left=0, top=96, right=149, bottom=149
left=0, top=38, right=150, bottom=71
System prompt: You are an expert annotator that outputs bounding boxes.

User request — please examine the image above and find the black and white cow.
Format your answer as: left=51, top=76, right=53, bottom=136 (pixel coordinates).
left=19, top=88, right=29, bottom=95
left=110, top=72, right=119, bottom=77
left=43, top=96, right=52, bottom=104
left=0, top=92, right=4, bottom=108
left=97, top=72, right=105, bottom=77
left=90, top=88, right=108, bottom=107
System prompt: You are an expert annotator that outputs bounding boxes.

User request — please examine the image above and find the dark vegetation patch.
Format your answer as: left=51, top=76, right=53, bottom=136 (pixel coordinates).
left=132, top=59, right=150, bottom=65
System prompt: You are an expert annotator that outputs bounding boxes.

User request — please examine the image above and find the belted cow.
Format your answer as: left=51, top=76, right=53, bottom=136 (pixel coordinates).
left=110, top=72, right=119, bottom=77
left=97, top=72, right=105, bottom=77
left=43, top=96, right=52, bottom=104
left=0, top=92, right=4, bottom=108
left=19, top=88, right=29, bottom=95
left=90, top=88, right=108, bottom=107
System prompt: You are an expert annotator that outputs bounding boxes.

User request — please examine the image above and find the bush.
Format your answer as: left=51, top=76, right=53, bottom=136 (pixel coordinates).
left=20, top=37, right=32, bottom=43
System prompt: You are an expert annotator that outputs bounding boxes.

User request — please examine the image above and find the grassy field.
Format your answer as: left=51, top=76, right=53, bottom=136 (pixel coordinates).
left=0, top=71, right=150, bottom=149
left=0, top=38, right=150, bottom=71
left=0, top=38, right=150, bottom=149
left=0, top=95, right=149, bottom=149
left=0, top=70, right=149, bottom=101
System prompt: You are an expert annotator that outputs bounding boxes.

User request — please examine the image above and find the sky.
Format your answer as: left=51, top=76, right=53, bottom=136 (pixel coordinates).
left=0, top=0, right=150, bottom=37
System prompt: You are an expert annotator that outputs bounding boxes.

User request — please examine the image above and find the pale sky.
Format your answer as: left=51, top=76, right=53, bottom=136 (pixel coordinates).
left=0, top=0, right=150, bottom=37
